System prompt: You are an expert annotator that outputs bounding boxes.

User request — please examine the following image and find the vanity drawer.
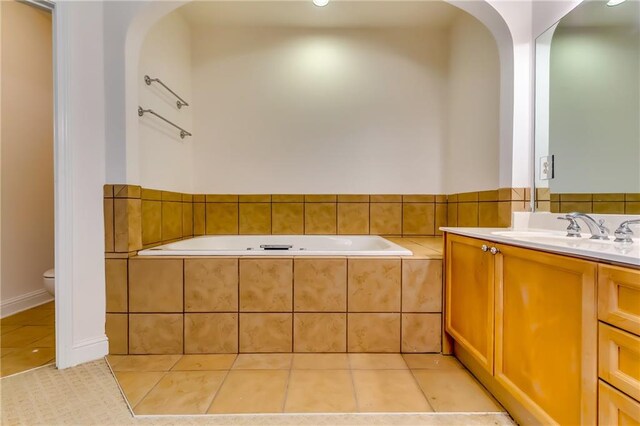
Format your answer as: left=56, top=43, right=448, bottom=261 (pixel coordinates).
left=599, top=381, right=640, bottom=426
left=598, top=265, right=640, bottom=336
left=599, top=323, right=640, bottom=401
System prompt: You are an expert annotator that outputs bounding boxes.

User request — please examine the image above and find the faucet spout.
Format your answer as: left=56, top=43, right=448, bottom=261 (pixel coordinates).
left=564, top=212, right=610, bottom=240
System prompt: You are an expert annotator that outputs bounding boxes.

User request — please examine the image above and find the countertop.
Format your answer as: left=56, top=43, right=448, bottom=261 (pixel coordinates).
left=441, top=227, right=639, bottom=267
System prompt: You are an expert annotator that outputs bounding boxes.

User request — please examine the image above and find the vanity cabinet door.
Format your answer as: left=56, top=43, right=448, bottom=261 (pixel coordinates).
left=445, top=234, right=495, bottom=374
left=495, top=245, right=597, bottom=426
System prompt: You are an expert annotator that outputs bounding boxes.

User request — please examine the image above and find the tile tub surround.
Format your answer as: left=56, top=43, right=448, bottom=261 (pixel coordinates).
left=106, top=353, right=504, bottom=415
left=104, top=185, right=539, bottom=255
left=105, top=238, right=443, bottom=355
left=546, top=192, right=640, bottom=215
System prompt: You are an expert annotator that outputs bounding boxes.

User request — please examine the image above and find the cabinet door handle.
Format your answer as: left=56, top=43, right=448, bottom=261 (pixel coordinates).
left=490, top=246, right=500, bottom=255
left=481, top=244, right=489, bottom=252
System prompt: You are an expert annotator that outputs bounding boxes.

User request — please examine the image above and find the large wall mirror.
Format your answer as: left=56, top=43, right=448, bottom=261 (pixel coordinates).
left=534, top=0, right=639, bottom=213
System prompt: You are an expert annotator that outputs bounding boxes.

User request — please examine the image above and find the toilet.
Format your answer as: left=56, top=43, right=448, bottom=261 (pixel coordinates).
left=43, top=268, right=55, bottom=296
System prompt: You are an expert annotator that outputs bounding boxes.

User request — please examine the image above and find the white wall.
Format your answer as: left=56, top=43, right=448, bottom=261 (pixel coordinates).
left=191, top=26, right=448, bottom=194
left=0, top=1, right=55, bottom=316
left=446, top=12, right=500, bottom=193
left=549, top=26, right=640, bottom=193
left=138, top=12, right=194, bottom=193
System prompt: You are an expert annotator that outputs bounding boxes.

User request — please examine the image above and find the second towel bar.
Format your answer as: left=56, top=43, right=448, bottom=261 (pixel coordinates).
left=138, top=107, right=192, bottom=139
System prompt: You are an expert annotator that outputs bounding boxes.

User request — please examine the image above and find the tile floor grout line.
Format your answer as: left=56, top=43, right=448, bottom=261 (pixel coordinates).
left=408, top=367, right=437, bottom=413
left=347, top=358, right=362, bottom=413
left=280, top=361, right=295, bottom=413
left=203, top=364, right=235, bottom=415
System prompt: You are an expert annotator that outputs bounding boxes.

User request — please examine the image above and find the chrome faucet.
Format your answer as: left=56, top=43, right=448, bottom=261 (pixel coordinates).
left=557, top=216, right=582, bottom=237
left=562, top=213, right=610, bottom=240
left=614, top=219, right=640, bottom=243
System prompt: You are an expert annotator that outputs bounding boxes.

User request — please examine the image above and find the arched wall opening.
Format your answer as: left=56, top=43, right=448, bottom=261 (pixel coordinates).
left=117, top=0, right=514, bottom=196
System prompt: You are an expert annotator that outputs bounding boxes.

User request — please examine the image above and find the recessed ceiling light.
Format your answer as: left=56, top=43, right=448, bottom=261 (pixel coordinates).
left=606, top=0, right=626, bottom=6
left=313, top=0, right=329, bottom=7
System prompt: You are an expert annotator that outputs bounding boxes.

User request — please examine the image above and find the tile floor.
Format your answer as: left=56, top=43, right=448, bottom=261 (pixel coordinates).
left=0, top=302, right=55, bottom=378
left=106, top=353, right=504, bottom=416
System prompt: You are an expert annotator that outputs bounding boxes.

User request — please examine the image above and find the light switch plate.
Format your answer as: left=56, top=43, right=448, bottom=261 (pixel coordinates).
left=540, top=155, right=554, bottom=180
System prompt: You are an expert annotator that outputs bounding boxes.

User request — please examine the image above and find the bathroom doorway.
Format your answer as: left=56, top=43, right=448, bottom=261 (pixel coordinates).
left=0, top=0, right=56, bottom=377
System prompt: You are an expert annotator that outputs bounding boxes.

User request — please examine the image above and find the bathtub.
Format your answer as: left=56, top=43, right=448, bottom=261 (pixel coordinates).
left=137, top=235, right=412, bottom=256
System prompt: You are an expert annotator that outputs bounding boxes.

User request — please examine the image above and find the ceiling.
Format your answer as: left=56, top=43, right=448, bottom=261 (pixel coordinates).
left=178, top=1, right=463, bottom=30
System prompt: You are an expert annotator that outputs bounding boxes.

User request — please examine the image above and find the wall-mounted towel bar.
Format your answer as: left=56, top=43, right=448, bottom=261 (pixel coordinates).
left=144, top=75, right=189, bottom=109
left=138, top=107, right=192, bottom=139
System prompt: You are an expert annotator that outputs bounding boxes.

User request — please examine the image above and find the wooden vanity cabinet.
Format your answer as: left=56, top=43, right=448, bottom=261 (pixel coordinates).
left=445, top=233, right=598, bottom=426
left=495, top=244, right=597, bottom=426
left=445, top=234, right=495, bottom=374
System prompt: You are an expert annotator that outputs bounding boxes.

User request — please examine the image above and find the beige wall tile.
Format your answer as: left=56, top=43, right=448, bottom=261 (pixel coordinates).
left=239, top=313, right=292, bottom=353
left=352, top=370, right=432, bottom=412
left=626, top=193, right=640, bottom=202
left=370, top=195, right=402, bottom=203
left=114, top=185, right=141, bottom=199
left=284, top=370, right=356, bottom=413
left=370, top=203, right=402, bottom=235
left=239, top=195, right=271, bottom=203
left=239, top=259, right=292, bottom=312
left=559, top=201, right=592, bottom=213
left=141, top=188, right=162, bottom=201
left=106, top=259, right=128, bottom=313
left=593, top=202, right=624, bottom=214
left=161, top=191, right=182, bottom=202
left=402, top=313, right=441, bottom=353
left=434, top=204, right=447, bottom=236
left=114, top=198, right=142, bottom=252
left=348, top=313, right=400, bottom=352
left=141, top=200, right=162, bottom=245
left=478, top=190, right=499, bottom=202
left=403, top=195, right=435, bottom=203
left=337, top=195, right=369, bottom=202
left=104, top=184, right=114, bottom=198
left=193, top=194, right=205, bottom=203
left=478, top=202, right=499, bottom=227
left=104, top=198, right=114, bottom=252
left=536, top=201, right=551, bottom=212
left=184, top=313, right=238, bottom=354
left=294, top=313, right=346, bottom=352
left=447, top=194, right=458, bottom=203
left=193, top=203, right=205, bottom=236
left=512, top=188, right=526, bottom=201
left=402, top=259, right=442, bottom=313
left=402, top=203, right=435, bottom=235
left=497, top=201, right=512, bottom=227
left=206, top=195, right=238, bottom=202
left=348, top=259, right=401, bottom=312
left=592, top=193, right=624, bottom=202
left=182, top=194, right=193, bottom=203
left=162, top=202, right=182, bottom=241
left=185, top=259, right=238, bottom=312
left=294, top=259, right=346, bottom=312
left=106, top=313, right=128, bottom=354
left=182, top=202, right=193, bottom=237
left=272, top=203, right=304, bottom=234
left=239, top=203, right=271, bottom=235
left=626, top=202, right=640, bottom=214
left=208, top=370, right=289, bottom=414
left=304, top=195, right=336, bottom=202
left=129, top=314, right=183, bottom=354
left=457, top=203, right=479, bottom=227
left=206, top=203, right=239, bottom=235
left=560, top=193, right=592, bottom=202
left=304, top=203, right=336, bottom=234
left=536, top=188, right=551, bottom=201
left=129, top=259, right=183, bottom=313
left=446, top=203, right=458, bottom=227
left=457, top=192, right=479, bottom=202
left=337, top=203, right=369, bottom=235
left=272, top=194, right=304, bottom=203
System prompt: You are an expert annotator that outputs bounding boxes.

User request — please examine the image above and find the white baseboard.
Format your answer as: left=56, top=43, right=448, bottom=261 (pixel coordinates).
left=68, top=335, right=109, bottom=367
left=0, top=289, right=54, bottom=318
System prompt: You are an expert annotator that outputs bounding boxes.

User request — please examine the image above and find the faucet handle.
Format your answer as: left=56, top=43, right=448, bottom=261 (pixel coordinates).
left=558, top=216, right=582, bottom=238
left=614, top=219, right=640, bottom=243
